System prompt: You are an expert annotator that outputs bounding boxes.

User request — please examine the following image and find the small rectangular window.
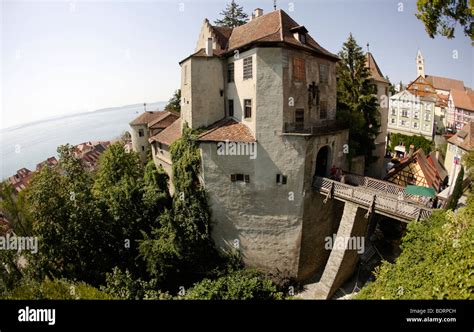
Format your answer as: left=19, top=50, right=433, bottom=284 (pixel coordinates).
left=231, top=174, right=249, bottom=183
left=139, top=129, right=145, bottom=137
left=295, top=109, right=304, bottom=128
left=276, top=174, right=281, bottom=183
left=244, top=99, right=252, bottom=118
left=276, top=174, right=287, bottom=185
left=320, top=101, right=327, bottom=119
left=227, top=63, right=234, bottom=83
left=293, top=57, right=305, bottom=82
left=319, top=64, right=329, bottom=84
left=228, top=99, right=234, bottom=117
left=282, top=175, right=287, bottom=185
left=141, top=146, right=145, bottom=152
left=243, top=57, right=253, bottom=80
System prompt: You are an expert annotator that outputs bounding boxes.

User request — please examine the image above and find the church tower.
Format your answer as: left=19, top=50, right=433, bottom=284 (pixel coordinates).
left=416, top=49, right=425, bottom=78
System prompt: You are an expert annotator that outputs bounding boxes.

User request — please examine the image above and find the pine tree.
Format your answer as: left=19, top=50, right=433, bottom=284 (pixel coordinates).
left=214, top=0, right=249, bottom=28
left=336, top=33, right=380, bottom=170
left=164, top=89, right=181, bottom=113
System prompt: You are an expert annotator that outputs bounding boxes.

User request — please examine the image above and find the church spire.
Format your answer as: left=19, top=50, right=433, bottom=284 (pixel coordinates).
left=416, top=49, right=425, bottom=78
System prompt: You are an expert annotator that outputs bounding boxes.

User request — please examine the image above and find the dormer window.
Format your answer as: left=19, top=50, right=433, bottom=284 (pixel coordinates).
left=299, top=33, right=306, bottom=44
left=290, top=25, right=308, bottom=45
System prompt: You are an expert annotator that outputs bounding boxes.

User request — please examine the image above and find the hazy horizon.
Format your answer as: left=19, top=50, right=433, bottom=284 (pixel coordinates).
left=0, top=100, right=166, bottom=132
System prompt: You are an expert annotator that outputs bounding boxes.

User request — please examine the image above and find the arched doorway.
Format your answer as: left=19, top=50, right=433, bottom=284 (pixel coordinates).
left=315, top=146, right=330, bottom=177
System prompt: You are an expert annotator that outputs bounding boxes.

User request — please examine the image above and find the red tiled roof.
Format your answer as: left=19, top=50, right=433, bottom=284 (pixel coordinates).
left=148, top=111, right=179, bottom=129
left=425, top=75, right=465, bottom=91
left=129, top=111, right=163, bottom=126
left=436, top=94, right=449, bottom=108
left=407, top=75, right=437, bottom=101
left=198, top=119, right=256, bottom=143
left=450, top=89, right=474, bottom=111
left=181, top=10, right=338, bottom=63
left=149, top=119, right=182, bottom=146
left=385, top=148, right=442, bottom=191
left=365, top=52, right=389, bottom=83
left=447, top=121, right=474, bottom=151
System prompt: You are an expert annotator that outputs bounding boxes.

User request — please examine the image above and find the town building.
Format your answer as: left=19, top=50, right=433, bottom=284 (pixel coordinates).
left=416, top=49, right=470, bottom=132
left=174, top=8, right=349, bottom=280
left=129, top=110, right=165, bottom=163
left=447, top=89, right=474, bottom=130
left=385, top=147, right=443, bottom=193
left=365, top=52, right=390, bottom=178
left=444, top=121, right=473, bottom=186
left=388, top=77, right=437, bottom=140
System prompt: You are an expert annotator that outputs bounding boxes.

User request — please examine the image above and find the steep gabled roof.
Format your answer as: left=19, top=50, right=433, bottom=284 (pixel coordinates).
left=450, top=89, right=474, bottom=111
left=447, top=121, right=474, bottom=151
left=385, top=148, right=442, bottom=191
left=129, top=111, right=163, bottom=126
left=365, top=52, right=389, bottom=83
left=149, top=119, right=182, bottom=146
left=183, top=10, right=339, bottom=63
left=425, top=75, right=465, bottom=91
left=148, top=111, right=180, bottom=130
left=407, top=75, right=437, bottom=101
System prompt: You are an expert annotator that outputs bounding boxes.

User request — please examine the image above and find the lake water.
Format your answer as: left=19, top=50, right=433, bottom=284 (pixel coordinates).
left=0, top=101, right=166, bottom=180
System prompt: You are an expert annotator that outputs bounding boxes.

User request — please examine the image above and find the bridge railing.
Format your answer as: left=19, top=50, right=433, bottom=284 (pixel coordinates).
left=313, top=176, right=433, bottom=221
left=343, top=173, right=419, bottom=202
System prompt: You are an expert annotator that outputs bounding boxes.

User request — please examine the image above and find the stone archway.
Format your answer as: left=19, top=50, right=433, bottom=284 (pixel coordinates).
left=315, top=145, right=330, bottom=177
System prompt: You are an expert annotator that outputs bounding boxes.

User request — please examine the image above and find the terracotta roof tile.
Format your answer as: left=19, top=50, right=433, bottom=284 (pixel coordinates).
left=447, top=121, right=474, bottom=151
left=148, top=111, right=179, bottom=129
left=182, top=10, right=338, bottom=63
left=149, top=119, right=182, bottom=146
left=450, top=89, right=474, bottom=111
left=129, top=111, right=163, bottom=126
left=365, top=52, right=389, bottom=83
left=198, top=119, right=256, bottom=143
left=425, top=75, right=465, bottom=91
left=385, top=148, right=442, bottom=191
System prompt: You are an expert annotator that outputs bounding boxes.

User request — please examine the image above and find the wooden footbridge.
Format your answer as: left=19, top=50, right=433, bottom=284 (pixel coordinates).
left=313, top=174, right=433, bottom=222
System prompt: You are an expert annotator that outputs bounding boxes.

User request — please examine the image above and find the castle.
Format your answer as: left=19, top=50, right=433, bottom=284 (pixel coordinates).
left=130, top=8, right=379, bottom=281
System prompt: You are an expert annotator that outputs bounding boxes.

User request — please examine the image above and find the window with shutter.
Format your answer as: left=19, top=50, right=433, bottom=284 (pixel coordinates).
left=293, top=57, right=305, bottom=82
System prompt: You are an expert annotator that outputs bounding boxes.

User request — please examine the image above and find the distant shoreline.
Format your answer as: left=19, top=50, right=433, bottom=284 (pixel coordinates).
left=0, top=101, right=165, bottom=133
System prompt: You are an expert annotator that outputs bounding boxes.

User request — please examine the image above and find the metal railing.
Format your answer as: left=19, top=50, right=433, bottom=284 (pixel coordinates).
left=283, top=120, right=348, bottom=135
left=313, top=176, right=433, bottom=222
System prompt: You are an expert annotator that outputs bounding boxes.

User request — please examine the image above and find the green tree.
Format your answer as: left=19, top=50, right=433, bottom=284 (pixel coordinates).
left=463, top=150, right=474, bottom=178
left=142, top=161, right=171, bottom=223
left=357, top=201, right=473, bottom=299
left=184, top=269, right=283, bottom=300
left=416, top=0, right=473, bottom=40
left=214, top=0, right=249, bottom=28
left=27, top=145, right=109, bottom=284
left=336, top=34, right=380, bottom=169
left=4, top=278, right=112, bottom=300
left=446, top=166, right=464, bottom=210
left=0, top=182, right=32, bottom=236
left=139, top=124, right=217, bottom=289
left=164, top=89, right=181, bottom=113
left=388, top=133, right=433, bottom=155
left=92, top=143, right=152, bottom=276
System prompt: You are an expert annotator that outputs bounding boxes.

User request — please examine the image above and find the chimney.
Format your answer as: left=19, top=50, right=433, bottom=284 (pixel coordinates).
left=408, top=144, right=415, bottom=157
left=205, top=37, right=213, bottom=56
left=254, top=8, right=263, bottom=18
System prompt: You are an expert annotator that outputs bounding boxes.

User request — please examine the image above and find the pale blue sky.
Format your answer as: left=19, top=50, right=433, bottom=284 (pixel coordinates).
left=1, top=0, right=472, bottom=129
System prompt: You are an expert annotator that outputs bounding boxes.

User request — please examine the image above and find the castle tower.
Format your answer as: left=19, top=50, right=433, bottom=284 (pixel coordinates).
left=416, top=49, right=425, bottom=78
